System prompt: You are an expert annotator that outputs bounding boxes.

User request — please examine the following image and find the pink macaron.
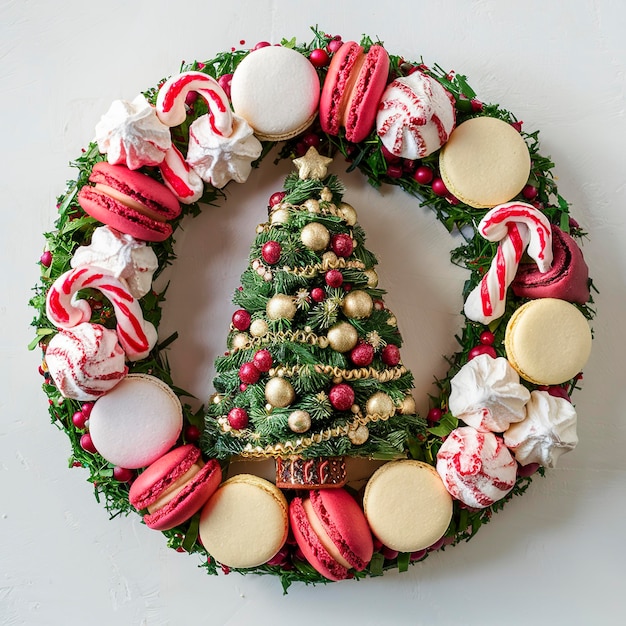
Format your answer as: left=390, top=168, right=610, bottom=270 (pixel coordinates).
left=78, top=162, right=181, bottom=242
left=319, top=41, right=390, bottom=143
left=129, top=445, right=222, bottom=531
left=289, top=487, right=374, bottom=581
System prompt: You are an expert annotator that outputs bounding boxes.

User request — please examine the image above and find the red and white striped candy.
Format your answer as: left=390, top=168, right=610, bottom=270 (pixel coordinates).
left=156, top=71, right=233, bottom=137
left=464, top=202, right=553, bottom=324
left=46, top=266, right=158, bottom=361
left=159, top=144, right=204, bottom=204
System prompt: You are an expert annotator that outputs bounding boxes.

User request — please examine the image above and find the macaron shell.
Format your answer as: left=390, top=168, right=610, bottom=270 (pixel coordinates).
left=439, top=116, right=531, bottom=208
left=504, top=298, right=592, bottom=385
left=199, top=474, right=288, bottom=569
left=363, top=460, right=453, bottom=552
left=231, top=46, right=320, bottom=141
left=88, top=374, right=183, bottom=469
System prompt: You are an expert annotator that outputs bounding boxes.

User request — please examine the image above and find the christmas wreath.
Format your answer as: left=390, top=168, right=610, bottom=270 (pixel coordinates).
left=29, top=27, right=596, bottom=591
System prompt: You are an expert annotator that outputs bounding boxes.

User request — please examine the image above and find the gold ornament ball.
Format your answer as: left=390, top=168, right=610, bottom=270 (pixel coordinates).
left=327, top=322, right=359, bottom=353
left=364, top=269, right=379, bottom=288
left=301, top=222, right=330, bottom=251
left=366, top=392, right=395, bottom=417
left=265, top=377, right=296, bottom=407
left=338, top=202, right=358, bottom=226
left=303, top=198, right=320, bottom=213
left=230, top=333, right=250, bottom=349
left=288, top=410, right=311, bottom=433
left=348, top=424, right=369, bottom=445
left=270, top=207, right=290, bottom=225
left=266, top=294, right=296, bottom=320
left=399, top=394, right=417, bottom=415
left=342, top=290, right=373, bottom=319
left=250, top=319, right=269, bottom=337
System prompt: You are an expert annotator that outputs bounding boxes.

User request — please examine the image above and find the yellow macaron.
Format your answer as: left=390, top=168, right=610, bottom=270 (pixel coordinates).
left=439, top=116, right=531, bottom=208
left=505, top=298, right=592, bottom=385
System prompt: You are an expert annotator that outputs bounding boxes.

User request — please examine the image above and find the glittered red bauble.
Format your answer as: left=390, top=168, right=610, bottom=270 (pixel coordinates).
left=269, top=191, right=286, bottom=207
left=262, top=241, right=282, bottom=265
left=311, top=287, right=325, bottom=302
left=253, top=349, right=273, bottom=372
left=350, top=343, right=375, bottom=367
left=468, top=344, right=497, bottom=360
left=381, top=344, right=401, bottom=366
left=325, top=269, right=343, bottom=288
left=228, top=407, right=249, bottom=430
left=330, top=233, right=353, bottom=258
left=232, top=309, right=251, bottom=331
left=329, top=383, right=355, bottom=411
left=239, top=362, right=261, bottom=384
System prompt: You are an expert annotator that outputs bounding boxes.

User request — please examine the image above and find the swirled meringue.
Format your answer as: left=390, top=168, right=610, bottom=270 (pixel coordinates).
left=449, top=354, right=531, bottom=432
left=436, top=426, right=517, bottom=508
left=95, top=94, right=171, bottom=170
left=504, top=390, right=578, bottom=468
left=70, top=226, right=158, bottom=298
left=45, top=323, right=128, bottom=401
left=186, top=113, right=262, bottom=189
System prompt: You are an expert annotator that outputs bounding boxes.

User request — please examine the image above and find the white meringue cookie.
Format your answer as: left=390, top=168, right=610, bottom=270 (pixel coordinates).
left=186, top=113, right=263, bottom=189
left=449, top=354, right=531, bottom=432
left=70, top=226, right=158, bottom=298
left=95, top=94, right=171, bottom=170
left=504, top=390, right=578, bottom=468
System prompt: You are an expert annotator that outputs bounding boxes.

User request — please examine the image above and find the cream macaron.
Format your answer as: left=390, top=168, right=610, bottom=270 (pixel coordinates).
left=439, top=116, right=531, bottom=208
left=363, top=459, right=453, bottom=552
left=505, top=298, right=592, bottom=385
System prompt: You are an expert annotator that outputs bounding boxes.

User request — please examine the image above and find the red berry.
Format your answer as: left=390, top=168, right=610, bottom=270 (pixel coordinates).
left=325, top=269, right=343, bottom=288
left=269, top=191, right=286, bottom=207
left=232, top=309, right=251, bottom=331
left=468, top=344, right=497, bottom=360
left=479, top=330, right=495, bottom=345
left=380, top=144, right=401, bottom=164
left=239, top=362, right=261, bottom=384
left=40, top=250, right=53, bottom=267
left=81, top=402, right=94, bottom=417
left=410, top=549, right=428, bottom=561
left=517, top=462, right=540, bottom=477
left=428, top=536, right=446, bottom=551
left=302, top=133, right=321, bottom=149
left=327, top=37, right=343, bottom=53
left=470, top=99, right=483, bottom=112
left=80, top=433, right=97, bottom=454
left=329, top=383, right=355, bottom=411
left=72, top=410, right=88, bottom=430
left=380, top=546, right=399, bottom=560
left=386, top=164, right=404, bottom=178
left=253, top=41, right=271, bottom=50
left=350, top=343, right=375, bottom=367
left=311, top=287, right=325, bottom=302
left=113, top=466, right=134, bottom=482
left=228, top=407, right=249, bottom=430
left=413, top=166, right=434, bottom=185
left=522, top=184, right=538, bottom=200
left=184, top=91, right=198, bottom=107
left=330, top=234, right=353, bottom=258
left=427, top=407, right=443, bottom=423
left=309, top=48, right=330, bottom=67
left=253, top=349, right=273, bottom=372
left=262, top=241, right=282, bottom=265
left=217, top=73, right=233, bottom=100
left=431, top=177, right=449, bottom=196
left=543, top=386, right=571, bottom=402
left=184, top=424, right=201, bottom=442
left=381, top=344, right=401, bottom=366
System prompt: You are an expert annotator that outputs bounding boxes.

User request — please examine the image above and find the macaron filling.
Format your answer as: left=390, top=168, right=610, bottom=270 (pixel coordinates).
left=146, top=461, right=204, bottom=513
left=94, top=182, right=168, bottom=223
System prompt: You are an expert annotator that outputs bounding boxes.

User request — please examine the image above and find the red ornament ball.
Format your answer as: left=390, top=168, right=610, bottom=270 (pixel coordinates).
left=329, top=383, right=355, bottom=411
left=262, top=241, right=282, bottom=265
left=311, top=287, right=325, bottom=302
left=253, top=349, right=273, bottom=372
left=413, top=166, right=434, bottom=185
left=239, top=362, right=261, bottom=384
left=309, top=48, right=330, bottom=67
left=381, top=344, right=401, bottom=366
left=228, top=407, right=249, bottom=430
left=350, top=343, right=375, bottom=367
left=325, top=269, right=344, bottom=288
left=331, top=233, right=354, bottom=258
left=468, top=344, right=497, bottom=360
left=269, top=191, right=286, bottom=207
left=232, top=309, right=251, bottom=331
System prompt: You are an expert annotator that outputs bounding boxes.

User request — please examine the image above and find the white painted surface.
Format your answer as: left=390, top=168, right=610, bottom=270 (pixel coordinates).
left=2, top=1, right=625, bottom=624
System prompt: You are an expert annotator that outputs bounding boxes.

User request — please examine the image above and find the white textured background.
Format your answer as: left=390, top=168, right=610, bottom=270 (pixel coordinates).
left=2, top=1, right=625, bottom=624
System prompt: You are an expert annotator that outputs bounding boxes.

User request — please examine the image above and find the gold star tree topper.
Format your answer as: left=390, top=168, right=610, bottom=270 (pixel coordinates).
left=293, top=147, right=333, bottom=180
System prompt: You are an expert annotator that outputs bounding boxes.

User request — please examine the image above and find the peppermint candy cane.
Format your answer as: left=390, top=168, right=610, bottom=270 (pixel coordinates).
left=464, top=202, right=553, bottom=324
left=156, top=71, right=233, bottom=136
left=159, top=144, right=204, bottom=204
left=46, top=266, right=158, bottom=361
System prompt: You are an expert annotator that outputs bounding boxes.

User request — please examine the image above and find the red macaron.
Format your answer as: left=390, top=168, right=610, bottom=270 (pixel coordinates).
left=319, top=41, right=390, bottom=143
left=78, top=162, right=181, bottom=242
left=129, top=444, right=222, bottom=531
left=289, top=487, right=374, bottom=581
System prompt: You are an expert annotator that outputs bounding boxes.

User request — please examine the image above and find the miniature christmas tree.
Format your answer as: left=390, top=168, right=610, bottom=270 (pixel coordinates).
left=202, top=148, right=425, bottom=488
